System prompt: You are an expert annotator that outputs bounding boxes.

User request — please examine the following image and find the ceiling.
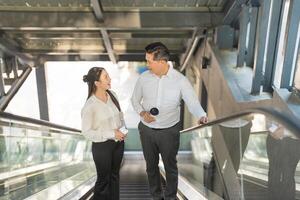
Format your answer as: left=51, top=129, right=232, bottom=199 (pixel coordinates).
left=0, top=0, right=233, bottom=65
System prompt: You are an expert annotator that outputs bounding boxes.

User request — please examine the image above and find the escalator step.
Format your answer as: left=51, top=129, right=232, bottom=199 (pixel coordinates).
left=120, top=183, right=152, bottom=199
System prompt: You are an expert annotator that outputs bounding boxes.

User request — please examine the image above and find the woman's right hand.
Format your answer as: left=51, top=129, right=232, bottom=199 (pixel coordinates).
left=114, top=129, right=126, bottom=141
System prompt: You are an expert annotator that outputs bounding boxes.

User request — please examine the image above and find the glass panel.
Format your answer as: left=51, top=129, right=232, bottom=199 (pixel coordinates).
left=178, top=113, right=300, bottom=200
left=0, top=118, right=96, bottom=200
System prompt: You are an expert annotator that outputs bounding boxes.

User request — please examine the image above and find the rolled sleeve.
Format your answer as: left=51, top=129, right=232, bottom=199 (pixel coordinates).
left=131, top=77, right=144, bottom=115
left=180, top=77, right=207, bottom=119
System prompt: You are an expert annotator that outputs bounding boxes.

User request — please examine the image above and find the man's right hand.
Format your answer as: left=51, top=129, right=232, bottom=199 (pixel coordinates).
left=140, top=111, right=156, bottom=123
left=198, top=116, right=208, bottom=125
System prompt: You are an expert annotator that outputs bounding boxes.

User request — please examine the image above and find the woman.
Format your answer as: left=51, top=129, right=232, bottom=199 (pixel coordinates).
left=81, top=67, right=127, bottom=200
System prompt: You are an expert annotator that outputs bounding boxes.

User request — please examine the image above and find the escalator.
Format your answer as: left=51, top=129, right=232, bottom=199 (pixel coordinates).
left=1, top=108, right=300, bottom=199
left=176, top=108, right=300, bottom=200
left=119, top=153, right=152, bottom=200
left=0, top=112, right=95, bottom=200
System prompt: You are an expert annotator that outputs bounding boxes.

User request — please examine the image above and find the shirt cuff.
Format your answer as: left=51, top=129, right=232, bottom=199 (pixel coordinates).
left=136, top=107, right=144, bottom=116
left=195, top=110, right=207, bottom=119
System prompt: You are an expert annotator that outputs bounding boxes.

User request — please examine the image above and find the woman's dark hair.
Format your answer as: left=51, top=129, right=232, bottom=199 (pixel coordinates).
left=83, top=67, right=104, bottom=99
left=83, top=67, right=121, bottom=111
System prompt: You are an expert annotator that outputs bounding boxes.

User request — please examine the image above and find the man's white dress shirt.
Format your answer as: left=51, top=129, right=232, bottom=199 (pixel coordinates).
left=131, top=64, right=206, bottom=129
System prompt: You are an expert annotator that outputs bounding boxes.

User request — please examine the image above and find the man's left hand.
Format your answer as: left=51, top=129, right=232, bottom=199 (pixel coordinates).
left=198, top=116, right=208, bottom=125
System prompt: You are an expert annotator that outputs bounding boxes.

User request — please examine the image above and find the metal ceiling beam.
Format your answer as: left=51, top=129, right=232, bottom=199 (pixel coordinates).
left=0, top=36, right=35, bottom=67
left=100, top=30, right=117, bottom=64
left=36, top=54, right=180, bottom=63
left=90, top=0, right=104, bottom=22
left=223, top=0, right=248, bottom=25
left=179, top=28, right=202, bottom=71
left=0, top=66, right=32, bottom=111
left=180, top=34, right=204, bottom=72
left=23, top=49, right=184, bottom=55
left=0, top=12, right=223, bottom=30
left=0, top=5, right=223, bottom=12
left=0, top=6, right=91, bottom=12
left=98, top=6, right=223, bottom=12
left=8, top=32, right=192, bottom=40
left=91, top=0, right=117, bottom=64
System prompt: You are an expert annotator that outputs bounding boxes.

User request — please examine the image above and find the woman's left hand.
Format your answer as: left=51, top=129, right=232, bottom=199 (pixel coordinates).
left=115, top=129, right=126, bottom=141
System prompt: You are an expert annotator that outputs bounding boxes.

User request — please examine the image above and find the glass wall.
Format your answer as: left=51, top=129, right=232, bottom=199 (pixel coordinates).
left=178, top=112, right=300, bottom=199
left=0, top=117, right=95, bottom=200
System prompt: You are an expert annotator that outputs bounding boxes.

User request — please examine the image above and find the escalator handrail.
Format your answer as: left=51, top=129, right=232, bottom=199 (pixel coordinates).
left=0, top=111, right=80, bottom=133
left=2, top=107, right=298, bottom=137
left=180, top=107, right=300, bottom=138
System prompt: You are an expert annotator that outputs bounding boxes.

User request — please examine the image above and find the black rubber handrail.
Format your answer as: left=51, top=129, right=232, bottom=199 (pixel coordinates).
left=1, top=107, right=298, bottom=138
left=0, top=111, right=80, bottom=133
left=180, top=107, right=300, bottom=138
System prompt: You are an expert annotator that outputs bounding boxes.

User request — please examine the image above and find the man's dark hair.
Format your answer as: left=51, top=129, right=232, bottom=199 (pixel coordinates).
left=145, top=42, right=170, bottom=61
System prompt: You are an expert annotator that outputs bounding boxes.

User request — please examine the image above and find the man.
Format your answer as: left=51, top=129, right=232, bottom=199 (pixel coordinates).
left=131, top=42, right=208, bottom=200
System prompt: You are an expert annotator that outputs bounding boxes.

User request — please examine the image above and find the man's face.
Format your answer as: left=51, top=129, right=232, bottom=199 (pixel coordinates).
left=146, top=53, right=161, bottom=75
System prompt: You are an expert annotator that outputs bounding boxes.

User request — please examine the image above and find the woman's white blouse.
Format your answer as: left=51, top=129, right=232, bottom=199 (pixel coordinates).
left=81, top=94, right=123, bottom=142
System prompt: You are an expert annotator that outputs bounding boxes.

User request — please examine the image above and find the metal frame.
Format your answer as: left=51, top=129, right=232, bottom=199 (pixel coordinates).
left=0, top=56, right=5, bottom=97
left=223, top=0, right=248, bottom=25
left=245, top=6, right=258, bottom=67
left=90, top=0, right=104, bottom=22
left=237, top=5, right=249, bottom=67
left=280, top=0, right=300, bottom=89
left=0, top=37, right=35, bottom=67
left=180, top=29, right=205, bottom=72
left=36, top=65, right=50, bottom=120
left=262, top=0, right=284, bottom=92
left=251, top=0, right=272, bottom=94
left=100, top=29, right=117, bottom=64
left=0, top=66, right=32, bottom=111
left=35, top=54, right=179, bottom=63
left=0, top=12, right=223, bottom=30
left=91, top=0, right=117, bottom=63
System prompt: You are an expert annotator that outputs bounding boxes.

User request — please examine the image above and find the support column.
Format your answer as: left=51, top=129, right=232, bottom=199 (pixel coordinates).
left=262, top=0, right=284, bottom=92
left=245, top=6, right=258, bottom=67
left=35, top=65, right=49, bottom=121
left=237, top=5, right=249, bottom=67
left=280, top=0, right=300, bottom=89
left=251, top=0, right=272, bottom=94
left=0, top=56, right=5, bottom=97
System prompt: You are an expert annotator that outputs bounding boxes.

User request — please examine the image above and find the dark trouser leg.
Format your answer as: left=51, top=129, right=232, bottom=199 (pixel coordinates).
left=138, top=122, right=163, bottom=199
left=111, top=141, right=124, bottom=200
left=92, top=141, right=113, bottom=200
left=157, top=124, right=180, bottom=200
